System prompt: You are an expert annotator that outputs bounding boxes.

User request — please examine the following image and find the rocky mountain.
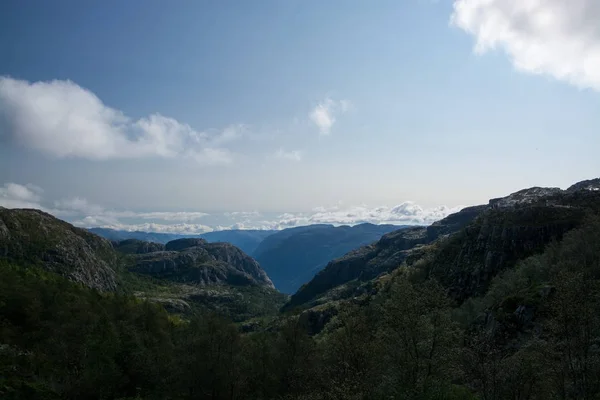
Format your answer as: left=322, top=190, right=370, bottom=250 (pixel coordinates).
left=428, top=185, right=600, bottom=301
left=112, top=238, right=166, bottom=254
left=0, top=207, right=118, bottom=291
left=0, top=207, right=276, bottom=302
left=285, top=181, right=600, bottom=313
left=253, top=223, right=406, bottom=294
left=90, top=227, right=276, bottom=254
left=127, top=238, right=274, bottom=288
left=283, top=208, right=483, bottom=310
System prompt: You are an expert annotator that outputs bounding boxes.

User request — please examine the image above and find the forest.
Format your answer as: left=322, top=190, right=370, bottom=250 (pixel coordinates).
left=2, top=216, right=600, bottom=400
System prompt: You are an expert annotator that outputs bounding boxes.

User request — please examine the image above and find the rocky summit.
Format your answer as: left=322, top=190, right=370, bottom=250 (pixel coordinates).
left=0, top=207, right=118, bottom=291
left=128, top=239, right=274, bottom=288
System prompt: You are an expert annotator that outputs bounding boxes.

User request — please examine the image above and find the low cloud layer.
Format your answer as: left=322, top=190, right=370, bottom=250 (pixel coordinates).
left=269, top=203, right=460, bottom=229
left=0, top=183, right=44, bottom=209
left=451, top=0, right=600, bottom=91
left=0, top=77, right=239, bottom=163
left=0, top=182, right=460, bottom=234
left=309, top=98, right=350, bottom=135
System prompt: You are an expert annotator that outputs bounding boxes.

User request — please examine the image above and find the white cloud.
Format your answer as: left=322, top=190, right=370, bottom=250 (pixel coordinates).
left=0, top=77, right=239, bottom=163
left=1, top=181, right=459, bottom=234
left=269, top=202, right=459, bottom=228
left=52, top=197, right=210, bottom=223
left=73, top=219, right=215, bottom=234
left=451, top=0, right=600, bottom=91
left=0, top=183, right=45, bottom=209
left=54, top=197, right=105, bottom=216
left=274, top=148, right=302, bottom=161
left=309, top=98, right=350, bottom=135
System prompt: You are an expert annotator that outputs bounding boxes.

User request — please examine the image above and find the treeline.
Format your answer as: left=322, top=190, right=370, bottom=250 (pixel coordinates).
left=2, top=217, right=600, bottom=399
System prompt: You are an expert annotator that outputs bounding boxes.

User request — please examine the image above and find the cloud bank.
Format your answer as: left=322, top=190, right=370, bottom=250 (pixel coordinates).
left=0, top=183, right=45, bottom=209
left=0, top=182, right=460, bottom=234
left=309, top=98, right=350, bottom=135
left=0, top=77, right=239, bottom=163
left=451, top=0, right=600, bottom=91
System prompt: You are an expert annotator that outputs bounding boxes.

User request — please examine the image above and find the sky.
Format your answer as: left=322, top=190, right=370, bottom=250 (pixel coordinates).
left=0, top=0, right=599, bottom=233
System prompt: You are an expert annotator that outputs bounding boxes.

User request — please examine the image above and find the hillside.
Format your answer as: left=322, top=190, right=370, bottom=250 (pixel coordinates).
left=253, top=223, right=406, bottom=293
left=2, top=178, right=600, bottom=399
left=284, top=180, right=600, bottom=333
left=128, top=238, right=274, bottom=288
left=90, top=227, right=277, bottom=254
left=0, top=208, right=285, bottom=323
left=0, top=207, right=118, bottom=291
left=284, top=207, right=483, bottom=310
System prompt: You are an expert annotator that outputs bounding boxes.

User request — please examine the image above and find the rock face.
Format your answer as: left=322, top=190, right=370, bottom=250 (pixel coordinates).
left=430, top=183, right=600, bottom=301
left=0, top=207, right=117, bottom=291
left=567, top=178, right=600, bottom=192
left=130, top=240, right=274, bottom=288
left=253, top=223, right=406, bottom=294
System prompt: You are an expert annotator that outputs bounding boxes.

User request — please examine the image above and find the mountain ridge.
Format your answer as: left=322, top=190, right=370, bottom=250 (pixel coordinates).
left=284, top=180, right=600, bottom=313
left=253, top=223, right=408, bottom=293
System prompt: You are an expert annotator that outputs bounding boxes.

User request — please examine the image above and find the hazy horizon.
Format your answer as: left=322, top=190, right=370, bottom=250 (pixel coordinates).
left=1, top=0, right=599, bottom=234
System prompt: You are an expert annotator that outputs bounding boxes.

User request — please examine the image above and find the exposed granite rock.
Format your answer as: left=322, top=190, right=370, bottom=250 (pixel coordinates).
left=567, top=178, right=600, bottom=192
left=130, top=241, right=274, bottom=288
left=489, top=187, right=563, bottom=209
left=0, top=207, right=117, bottom=291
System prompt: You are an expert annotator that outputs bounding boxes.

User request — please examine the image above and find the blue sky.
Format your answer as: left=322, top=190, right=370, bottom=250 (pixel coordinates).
left=1, top=0, right=599, bottom=233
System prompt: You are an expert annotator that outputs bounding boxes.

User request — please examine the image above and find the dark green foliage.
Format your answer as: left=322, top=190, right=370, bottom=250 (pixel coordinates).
left=3, top=188, right=600, bottom=399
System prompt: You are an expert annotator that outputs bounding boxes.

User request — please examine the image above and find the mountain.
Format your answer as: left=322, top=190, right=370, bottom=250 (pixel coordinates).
left=89, top=227, right=276, bottom=254
left=128, top=238, right=274, bottom=288
left=284, top=180, right=600, bottom=314
left=0, top=208, right=284, bottom=322
left=283, top=207, right=484, bottom=311
left=200, top=230, right=277, bottom=255
left=0, top=207, right=118, bottom=291
left=253, top=223, right=407, bottom=294
left=3, top=178, right=600, bottom=400
left=112, top=238, right=166, bottom=254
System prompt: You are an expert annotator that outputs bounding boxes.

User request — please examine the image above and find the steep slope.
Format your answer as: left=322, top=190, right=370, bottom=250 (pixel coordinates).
left=285, top=180, right=600, bottom=313
left=253, top=223, right=406, bottom=294
left=90, top=227, right=276, bottom=254
left=428, top=185, right=600, bottom=301
left=0, top=207, right=117, bottom=291
left=284, top=207, right=484, bottom=310
left=128, top=238, right=274, bottom=288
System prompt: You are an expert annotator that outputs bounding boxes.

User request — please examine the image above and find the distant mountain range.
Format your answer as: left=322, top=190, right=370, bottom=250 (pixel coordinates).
left=253, top=223, right=408, bottom=293
left=88, top=227, right=276, bottom=255
left=91, top=223, right=409, bottom=293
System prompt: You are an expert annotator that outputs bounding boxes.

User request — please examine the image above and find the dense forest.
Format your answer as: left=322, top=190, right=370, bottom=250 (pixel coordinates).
left=2, top=214, right=600, bottom=399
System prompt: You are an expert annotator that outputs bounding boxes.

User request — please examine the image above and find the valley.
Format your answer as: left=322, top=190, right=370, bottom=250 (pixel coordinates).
left=1, top=178, right=600, bottom=399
